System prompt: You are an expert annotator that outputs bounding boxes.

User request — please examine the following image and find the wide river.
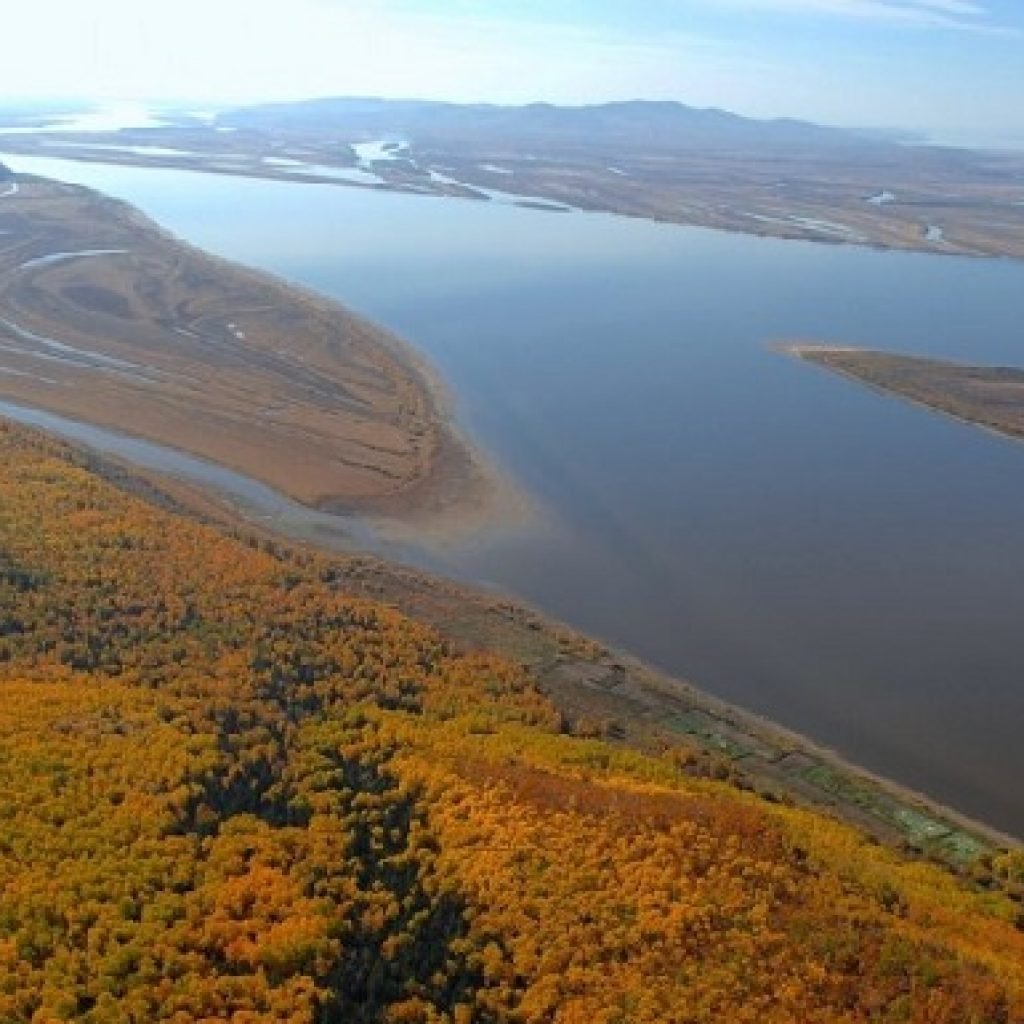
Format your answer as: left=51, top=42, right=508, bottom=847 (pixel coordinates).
left=5, top=154, right=1024, bottom=837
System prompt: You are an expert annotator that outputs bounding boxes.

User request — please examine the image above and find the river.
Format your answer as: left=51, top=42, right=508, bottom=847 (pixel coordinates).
left=4, top=152, right=1024, bottom=837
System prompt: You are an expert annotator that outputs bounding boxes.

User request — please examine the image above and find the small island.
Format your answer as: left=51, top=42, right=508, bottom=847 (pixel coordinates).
left=784, top=343, right=1024, bottom=443
left=0, top=173, right=493, bottom=522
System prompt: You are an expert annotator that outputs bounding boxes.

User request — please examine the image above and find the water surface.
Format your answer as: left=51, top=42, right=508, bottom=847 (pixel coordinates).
left=5, top=153, right=1024, bottom=836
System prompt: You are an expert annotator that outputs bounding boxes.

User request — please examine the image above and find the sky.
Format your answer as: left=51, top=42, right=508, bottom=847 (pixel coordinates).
left=2, top=0, right=1023, bottom=147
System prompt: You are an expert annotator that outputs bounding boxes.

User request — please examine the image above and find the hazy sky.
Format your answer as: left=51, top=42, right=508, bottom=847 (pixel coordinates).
left=3, top=0, right=1023, bottom=146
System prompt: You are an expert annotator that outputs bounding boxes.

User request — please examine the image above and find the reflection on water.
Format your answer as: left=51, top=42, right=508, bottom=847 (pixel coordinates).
left=4, top=153, right=1024, bottom=836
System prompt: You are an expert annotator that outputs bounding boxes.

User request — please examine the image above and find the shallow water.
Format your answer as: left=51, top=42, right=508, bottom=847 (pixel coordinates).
left=0, top=399, right=401, bottom=557
left=4, top=152, right=1024, bottom=836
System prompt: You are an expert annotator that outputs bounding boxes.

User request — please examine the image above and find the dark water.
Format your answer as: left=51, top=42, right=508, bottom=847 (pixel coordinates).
left=5, top=154, right=1024, bottom=837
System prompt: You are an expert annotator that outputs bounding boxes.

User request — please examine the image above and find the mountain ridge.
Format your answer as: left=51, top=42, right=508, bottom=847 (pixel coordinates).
left=219, top=95, right=867, bottom=153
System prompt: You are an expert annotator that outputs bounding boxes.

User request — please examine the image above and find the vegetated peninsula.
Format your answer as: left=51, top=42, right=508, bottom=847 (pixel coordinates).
left=1, top=420, right=1023, bottom=1021
left=3, top=98, right=1024, bottom=257
left=786, top=343, right=1024, bottom=443
left=0, top=169, right=489, bottom=522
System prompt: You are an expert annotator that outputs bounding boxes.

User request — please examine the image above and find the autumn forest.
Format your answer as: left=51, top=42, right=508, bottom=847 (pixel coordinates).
left=1, top=421, right=1023, bottom=1023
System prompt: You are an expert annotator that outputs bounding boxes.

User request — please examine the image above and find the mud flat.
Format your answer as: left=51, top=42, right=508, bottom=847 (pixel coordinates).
left=0, top=173, right=507, bottom=529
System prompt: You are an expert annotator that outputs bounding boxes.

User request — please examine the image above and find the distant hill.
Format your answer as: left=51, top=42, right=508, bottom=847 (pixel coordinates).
left=219, top=97, right=867, bottom=154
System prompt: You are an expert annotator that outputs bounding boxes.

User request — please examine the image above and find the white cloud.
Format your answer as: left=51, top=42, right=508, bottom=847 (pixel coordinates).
left=716, top=0, right=1011, bottom=33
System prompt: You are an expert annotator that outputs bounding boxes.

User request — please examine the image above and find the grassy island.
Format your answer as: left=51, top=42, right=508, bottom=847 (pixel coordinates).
left=786, top=343, right=1024, bottom=444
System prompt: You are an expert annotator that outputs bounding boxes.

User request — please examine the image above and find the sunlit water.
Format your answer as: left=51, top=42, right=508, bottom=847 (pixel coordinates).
left=5, top=153, right=1024, bottom=836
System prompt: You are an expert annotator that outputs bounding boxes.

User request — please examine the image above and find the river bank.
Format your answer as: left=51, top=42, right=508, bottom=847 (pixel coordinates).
left=1, top=405, right=1015, bottom=874
left=0, top=172, right=517, bottom=534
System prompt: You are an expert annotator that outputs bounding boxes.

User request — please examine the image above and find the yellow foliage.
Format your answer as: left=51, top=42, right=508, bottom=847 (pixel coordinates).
left=0, top=422, right=1022, bottom=1022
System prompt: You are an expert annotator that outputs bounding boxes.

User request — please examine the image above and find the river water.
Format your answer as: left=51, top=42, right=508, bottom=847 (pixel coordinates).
left=4, top=153, right=1024, bottom=836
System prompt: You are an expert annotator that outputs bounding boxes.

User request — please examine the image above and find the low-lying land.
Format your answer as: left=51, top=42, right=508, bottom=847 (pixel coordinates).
left=0, top=172, right=491, bottom=522
left=3, top=98, right=1024, bottom=258
left=786, top=343, right=1024, bottom=443
left=1, top=421, right=1023, bottom=1022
